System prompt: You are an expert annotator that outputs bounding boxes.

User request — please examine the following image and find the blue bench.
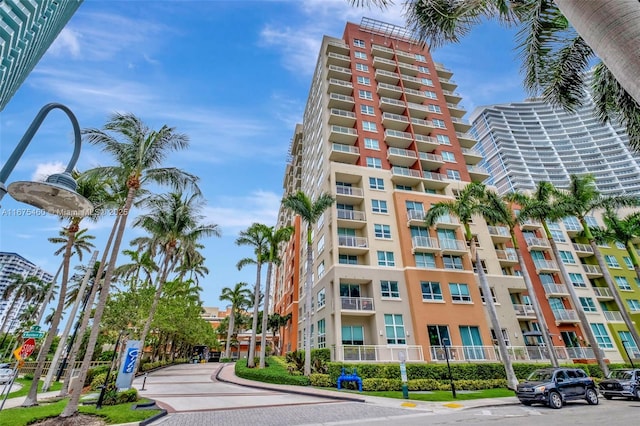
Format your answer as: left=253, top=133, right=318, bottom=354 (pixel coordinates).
left=337, top=367, right=362, bottom=392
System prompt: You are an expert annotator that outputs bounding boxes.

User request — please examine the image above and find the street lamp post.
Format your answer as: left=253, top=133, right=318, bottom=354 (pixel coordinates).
left=443, top=338, right=456, bottom=398
left=96, top=330, right=128, bottom=409
left=0, top=103, right=93, bottom=217
left=621, top=340, right=636, bottom=369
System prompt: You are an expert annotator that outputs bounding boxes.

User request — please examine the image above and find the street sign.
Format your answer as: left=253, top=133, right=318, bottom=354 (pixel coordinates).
left=23, top=325, right=44, bottom=339
left=20, top=338, right=36, bottom=358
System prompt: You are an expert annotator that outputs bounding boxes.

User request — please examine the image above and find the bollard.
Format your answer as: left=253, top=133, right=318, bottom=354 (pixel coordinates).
left=141, top=373, right=148, bottom=391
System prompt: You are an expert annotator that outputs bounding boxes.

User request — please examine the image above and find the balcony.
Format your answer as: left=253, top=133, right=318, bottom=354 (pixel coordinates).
left=447, top=102, right=467, bottom=118
left=406, top=101, right=429, bottom=119
left=456, top=132, right=476, bottom=148
left=401, top=74, right=422, bottom=89
left=382, top=112, right=410, bottom=131
left=439, top=238, right=467, bottom=255
left=520, top=219, right=542, bottom=230
left=582, top=264, right=603, bottom=278
left=379, top=97, right=406, bottom=114
left=543, top=283, right=569, bottom=297
left=534, top=259, right=560, bottom=273
left=496, top=248, right=519, bottom=265
left=391, top=166, right=422, bottom=186
left=488, top=225, right=510, bottom=242
left=377, top=82, right=403, bottom=99
left=398, top=61, right=419, bottom=76
left=384, top=129, right=413, bottom=149
left=371, top=43, right=394, bottom=59
left=451, top=117, right=472, bottom=133
left=375, top=69, right=400, bottom=84
left=328, top=108, right=356, bottom=127
left=411, top=235, right=440, bottom=253
left=335, top=185, right=364, bottom=204
left=340, top=296, right=375, bottom=315
left=422, top=171, right=449, bottom=190
left=513, top=304, right=536, bottom=319
left=603, top=310, right=624, bottom=322
left=338, top=235, right=369, bottom=255
left=326, top=52, right=351, bottom=67
left=394, top=49, right=415, bottom=63
left=553, top=309, right=580, bottom=323
left=526, top=237, right=550, bottom=250
left=563, top=221, right=582, bottom=236
left=419, top=152, right=444, bottom=170
left=439, top=77, right=458, bottom=92
left=336, top=209, right=366, bottom=229
left=330, top=125, right=358, bottom=144
left=387, top=147, right=418, bottom=167
left=443, top=89, right=462, bottom=104
left=404, top=87, right=426, bottom=103
left=373, top=56, right=396, bottom=71
left=434, top=62, right=453, bottom=79
left=330, top=143, right=359, bottom=164
left=467, top=165, right=490, bottom=182
left=328, top=78, right=353, bottom=96
left=433, top=215, right=460, bottom=229
left=410, top=117, right=435, bottom=135
left=573, top=243, right=594, bottom=257
left=328, top=93, right=355, bottom=109
left=406, top=209, right=426, bottom=226
left=430, top=346, right=498, bottom=362
left=461, top=148, right=483, bottom=165
left=415, top=134, right=439, bottom=152
left=334, top=344, right=424, bottom=362
left=327, top=64, right=352, bottom=80
left=593, top=287, right=614, bottom=300
left=326, top=40, right=349, bottom=55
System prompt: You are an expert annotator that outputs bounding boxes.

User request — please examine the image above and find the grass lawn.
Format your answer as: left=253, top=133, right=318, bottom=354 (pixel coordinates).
left=7, top=379, right=63, bottom=399
left=0, top=398, right=161, bottom=426
left=336, top=387, right=515, bottom=402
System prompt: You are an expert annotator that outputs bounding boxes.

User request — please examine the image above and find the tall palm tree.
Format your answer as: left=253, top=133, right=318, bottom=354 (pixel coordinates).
left=236, top=223, right=271, bottom=368
left=513, top=181, right=610, bottom=376
left=424, top=182, right=518, bottom=389
left=268, top=312, right=292, bottom=355
left=554, top=174, right=640, bottom=351
left=259, top=225, right=294, bottom=368
left=592, top=207, right=640, bottom=283
left=219, top=282, right=252, bottom=359
left=0, top=274, right=42, bottom=346
left=481, top=190, right=559, bottom=367
left=61, top=113, right=198, bottom=418
left=133, top=191, right=220, bottom=371
left=114, top=248, right=159, bottom=290
left=282, top=191, right=334, bottom=376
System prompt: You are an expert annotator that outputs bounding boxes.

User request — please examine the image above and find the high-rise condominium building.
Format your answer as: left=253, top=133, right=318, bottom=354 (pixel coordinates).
left=0, top=0, right=83, bottom=111
left=470, top=97, right=640, bottom=196
left=273, top=18, right=640, bottom=365
left=0, top=251, right=53, bottom=332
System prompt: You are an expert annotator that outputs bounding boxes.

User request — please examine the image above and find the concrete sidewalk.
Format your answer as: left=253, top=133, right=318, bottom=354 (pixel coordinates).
left=1, top=390, right=61, bottom=409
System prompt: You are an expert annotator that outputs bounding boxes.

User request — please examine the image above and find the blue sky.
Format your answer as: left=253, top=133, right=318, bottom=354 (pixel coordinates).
left=0, top=0, right=525, bottom=309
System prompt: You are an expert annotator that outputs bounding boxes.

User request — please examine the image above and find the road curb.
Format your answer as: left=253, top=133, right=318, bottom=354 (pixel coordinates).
left=138, top=409, right=167, bottom=426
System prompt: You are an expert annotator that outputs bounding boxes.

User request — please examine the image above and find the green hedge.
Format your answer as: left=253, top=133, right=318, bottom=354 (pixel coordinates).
left=235, top=356, right=310, bottom=386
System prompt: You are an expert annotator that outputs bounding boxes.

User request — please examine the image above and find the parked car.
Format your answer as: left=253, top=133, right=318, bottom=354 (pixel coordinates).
left=515, top=367, right=599, bottom=409
left=599, top=369, right=640, bottom=400
left=0, top=368, right=14, bottom=384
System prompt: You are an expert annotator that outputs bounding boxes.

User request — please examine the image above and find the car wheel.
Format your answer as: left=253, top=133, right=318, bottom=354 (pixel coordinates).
left=634, top=387, right=640, bottom=401
left=585, top=388, right=599, bottom=405
left=603, top=395, right=613, bottom=400
left=548, top=391, right=563, bottom=409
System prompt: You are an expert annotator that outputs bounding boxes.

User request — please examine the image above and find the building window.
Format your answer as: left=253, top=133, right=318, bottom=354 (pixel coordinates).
left=415, top=252, right=436, bottom=268
left=590, top=323, right=613, bottom=349
left=479, top=287, right=497, bottom=304
left=415, top=53, right=426, bottom=61
left=355, top=63, right=368, bottom=72
left=618, top=331, right=639, bottom=351
left=491, top=329, right=511, bottom=346
left=357, top=75, right=371, bottom=86
left=449, top=283, right=471, bottom=302
left=427, top=104, right=441, bottom=113
left=421, top=77, right=434, bottom=86
left=317, top=319, right=326, bottom=348
left=623, top=256, right=634, bottom=269
left=369, top=177, right=384, bottom=190
left=364, top=137, right=379, bottom=149
left=441, top=151, right=455, bottom=162
left=374, top=224, right=391, bottom=239
left=363, top=121, right=377, bottom=132
left=381, top=280, right=400, bottom=298
left=317, top=235, right=325, bottom=253
left=384, top=314, right=406, bottom=344
left=605, top=255, right=620, bottom=268
left=342, top=325, right=364, bottom=345
left=615, top=276, right=632, bottom=291
left=559, top=250, right=576, bottom=264
left=446, top=169, right=461, bottom=181
left=360, top=104, right=375, bottom=115
left=443, top=254, right=463, bottom=270
left=371, top=199, right=388, bottom=213
left=424, top=90, right=437, bottom=99
left=615, top=241, right=626, bottom=250
left=627, top=299, right=640, bottom=311
left=377, top=251, right=395, bottom=267
left=432, top=119, right=446, bottom=129
left=317, top=288, right=326, bottom=309
left=366, top=157, right=382, bottom=168
left=354, top=51, right=367, bottom=59
left=396, top=184, right=413, bottom=191
left=579, top=297, right=597, bottom=312
left=358, top=89, right=373, bottom=100
left=568, top=272, right=586, bottom=287
left=353, top=39, right=365, bottom=48
left=436, top=134, right=451, bottom=145
left=418, top=65, right=430, bottom=73
left=421, top=281, right=443, bottom=301
left=585, top=216, right=599, bottom=227
left=339, top=254, right=358, bottom=264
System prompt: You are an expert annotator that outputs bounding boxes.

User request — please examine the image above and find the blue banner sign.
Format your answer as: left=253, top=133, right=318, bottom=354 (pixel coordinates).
left=116, top=340, right=142, bottom=390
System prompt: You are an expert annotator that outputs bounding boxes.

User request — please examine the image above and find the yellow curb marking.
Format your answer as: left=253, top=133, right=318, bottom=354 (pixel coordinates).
left=443, top=403, right=463, bottom=409
left=401, top=402, right=417, bottom=408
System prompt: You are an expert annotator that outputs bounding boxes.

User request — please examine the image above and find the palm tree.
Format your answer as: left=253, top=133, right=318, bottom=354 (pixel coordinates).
left=554, top=174, right=640, bottom=351
left=424, top=182, right=518, bottom=390
left=60, top=113, right=198, bottom=418
left=259, top=225, right=294, bottom=368
left=481, top=190, right=559, bottom=367
left=219, top=282, right=252, bottom=359
left=0, top=274, right=42, bottom=348
left=268, top=312, right=292, bottom=355
left=281, top=191, right=334, bottom=376
left=513, top=181, right=610, bottom=376
left=236, top=223, right=271, bottom=368
left=133, top=191, right=220, bottom=371
left=592, top=207, right=640, bottom=283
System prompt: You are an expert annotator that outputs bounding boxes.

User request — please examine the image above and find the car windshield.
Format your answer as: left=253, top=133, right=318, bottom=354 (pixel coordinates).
left=527, top=370, right=553, bottom=382
left=609, top=370, right=633, bottom=380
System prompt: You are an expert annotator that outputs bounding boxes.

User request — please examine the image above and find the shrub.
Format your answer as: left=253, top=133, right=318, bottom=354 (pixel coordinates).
left=310, top=373, right=333, bottom=387
left=236, top=356, right=310, bottom=386
left=85, top=365, right=110, bottom=387
left=312, top=348, right=331, bottom=364
left=407, top=378, right=442, bottom=391
left=116, top=388, right=139, bottom=404
left=362, top=378, right=402, bottom=391
left=285, top=351, right=305, bottom=374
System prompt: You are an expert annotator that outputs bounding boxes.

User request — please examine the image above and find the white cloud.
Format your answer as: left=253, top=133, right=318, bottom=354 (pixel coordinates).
left=203, top=190, right=281, bottom=235
left=31, top=162, right=65, bottom=182
left=49, top=28, right=81, bottom=58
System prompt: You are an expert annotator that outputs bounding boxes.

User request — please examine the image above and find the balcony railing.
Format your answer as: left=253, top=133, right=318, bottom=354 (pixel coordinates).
left=392, top=166, right=421, bottom=178
left=496, top=248, right=518, bottom=262
left=333, top=345, right=424, bottom=362
left=603, top=310, right=624, bottom=322
left=553, top=309, right=579, bottom=322
left=429, top=345, right=597, bottom=363
left=430, top=346, right=497, bottom=361
left=407, top=210, right=426, bottom=221
left=338, top=236, right=368, bottom=248
left=582, top=264, right=603, bottom=275
left=336, top=208, right=365, bottom=221
left=593, top=287, right=613, bottom=298
left=340, top=296, right=374, bottom=312
left=573, top=243, right=594, bottom=254
left=388, top=147, right=417, bottom=159
left=488, top=225, right=510, bottom=238
left=439, top=239, right=467, bottom=251
left=526, top=237, right=550, bottom=248
left=335, top=186, right=363, bottom=197
left=543, top=283, right=569, bottom=295
left=411, top=235, right=439, bottom=250
left=534, top=259, right=559, bottom=271
left=513, top=304, right=535, bottom=317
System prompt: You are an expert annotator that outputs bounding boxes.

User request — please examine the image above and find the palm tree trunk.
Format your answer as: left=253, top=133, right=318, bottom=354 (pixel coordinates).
left=22, top=222, right=78, bottom=407
left=248, top=262, right=262, bottom=368
left=35, top=262, right=63, bottom=326
left=59, top=216, right=119, bottom=397
left=555, top=0, right=640, bottom=104
left=543, top=224, right=610, bottom=376
left=259, top=262, right=273, bottom=368
left=224, top=311, right=235, bottom=359
left=303, top=232, right=313, bottom=377
left=61, top=188, right=136, bottom=418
